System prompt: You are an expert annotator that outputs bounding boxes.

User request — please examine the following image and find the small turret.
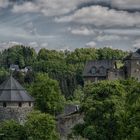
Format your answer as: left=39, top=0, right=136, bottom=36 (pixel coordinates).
left=124, top=50, right=140, bottom=81
left=0, top=76, right=34, bottom=123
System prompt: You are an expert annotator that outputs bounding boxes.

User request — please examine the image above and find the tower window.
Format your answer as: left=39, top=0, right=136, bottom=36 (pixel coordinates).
left=3, top=102, right=7, bottom=107
left=18, top=102, right=22, bottom=107
left=137, top=61, right=140, bottom=65
left=29, top=102, right=31, bottom=107
left=91, top=67, right=96, bottom=74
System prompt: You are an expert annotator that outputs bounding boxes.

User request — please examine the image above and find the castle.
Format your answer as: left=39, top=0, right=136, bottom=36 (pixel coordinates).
left=0, top=76, right=34, bottom=123
left=83, top=49, right=140, bottom=82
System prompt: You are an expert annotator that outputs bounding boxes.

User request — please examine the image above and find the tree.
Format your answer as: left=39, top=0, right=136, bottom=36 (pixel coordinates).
left=72, top=85, right=84, bottom=104
left=25, top=111, right=60, bottom=140
left=0, top=68, right=9, bottom=84
left=0, top=120, right=25, bottom=140
left=37, top=48, right=48, bottom=61
left=0, top=45, right=36, bottom=68
left=120, top=79, right=140, bottom=140
left=0, top=112, right=60, bottom=140
left=73, top=80, right=127, bottom=140
left=29, top=73, right=65, bottom=114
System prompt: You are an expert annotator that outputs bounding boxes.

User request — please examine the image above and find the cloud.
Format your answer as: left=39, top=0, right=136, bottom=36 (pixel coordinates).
left=12, top=2, right=39, bottom=13
left=68, top=26, right=95, bottom=36
left=55, top=5, right=140, bottom=28
left=133, top=39, right=140, bottom=49
left=12, top=0, right=92, bottom=16
left=0, top=0, right=10, bottom=8
left=85, top=41, right=96, bottom=48
left=0, top=41, right=23, bottom=51
left=28, top=42, right=49, bottom=52
left=111, top=0, right=140, bottom=10
left=104, top=29, right=140, bottom=36
left=96, top=35, right=122, bottom=42
left=24, top=22, right=37, bottom=35
left=6, top=0, right=140, bottom=17
left=40, top=43, right=48, bottom=48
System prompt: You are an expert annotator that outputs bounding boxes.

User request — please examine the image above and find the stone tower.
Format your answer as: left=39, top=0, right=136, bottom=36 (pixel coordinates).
left=124, top=51, right=140, bottom=81
left=0, top=76, right=34, bottom=123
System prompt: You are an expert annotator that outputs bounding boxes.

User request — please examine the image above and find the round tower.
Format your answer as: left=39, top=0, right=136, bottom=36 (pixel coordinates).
left=124, top=51, right=140, bottom=81
left=0, top=76, right=34, bottom=123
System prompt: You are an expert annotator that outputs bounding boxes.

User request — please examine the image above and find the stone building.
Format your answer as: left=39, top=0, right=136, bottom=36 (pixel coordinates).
left=83, top=50, right=140, bottom=82
left=0, top=76, right=34, bottom=123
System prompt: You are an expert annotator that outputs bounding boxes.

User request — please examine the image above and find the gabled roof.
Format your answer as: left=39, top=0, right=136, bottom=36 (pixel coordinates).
left=83, top=60, right=115, bottom=77
left=0, top=76, right=34, bottom=102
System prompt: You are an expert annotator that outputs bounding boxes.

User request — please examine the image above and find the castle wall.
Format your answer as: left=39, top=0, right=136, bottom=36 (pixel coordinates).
left=0, top=102, right=33, bottom=124
left=107, top=69, right=125, bottom=80
left=84, top=76, right=106, bottom=83
left=127, top=60, right=140, bottom=81
left=57, top=113, right=84, bottom=140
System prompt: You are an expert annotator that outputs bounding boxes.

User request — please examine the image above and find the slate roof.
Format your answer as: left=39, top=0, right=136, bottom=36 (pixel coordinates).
left=0, top=76, right=34, bottom=102
left=83, top=60, right=115, bottom=77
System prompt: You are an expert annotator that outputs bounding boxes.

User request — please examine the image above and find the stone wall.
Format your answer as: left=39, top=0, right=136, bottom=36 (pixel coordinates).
left=0, top=102, right=33, bottom=124
left=107, top=69, right=125, bottom=81
left=125, top=59, right=140, bottom=81
left=57, top=113, right=84, bottom=140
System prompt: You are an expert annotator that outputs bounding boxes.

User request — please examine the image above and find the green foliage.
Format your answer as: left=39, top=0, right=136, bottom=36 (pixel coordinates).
left=0, top=46, right=127, bottom=98
left=37, top=48, right=48, bottom=61
left=25, top=111, right=60, bottom=140
left=0, top=112, right=59, bottom=140
left=29, top=73, right=65, bottom=114
left=73, top=79, right=140, bottom=140
left=97, top=47, right=128, bottom=60
left=72, top=85, right=84, bottom=104
left=0, top=120, right=25, bottom=140
left=66, top=48, right=98, bottom=64
left=33, top=47, right=127, bottom=98
left=82, top=81, right=126, bottom=140
left=0, top=45, right=36, bottom=68
left=0, top=68, right=9, bottom=84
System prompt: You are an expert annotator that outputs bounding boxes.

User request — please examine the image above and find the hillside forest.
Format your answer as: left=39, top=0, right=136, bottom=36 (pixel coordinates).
left=0, top=46, right=140, bottom=140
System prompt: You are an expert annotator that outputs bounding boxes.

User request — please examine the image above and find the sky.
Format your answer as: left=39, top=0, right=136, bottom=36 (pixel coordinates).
left=0, top=0, right=140, bottom=51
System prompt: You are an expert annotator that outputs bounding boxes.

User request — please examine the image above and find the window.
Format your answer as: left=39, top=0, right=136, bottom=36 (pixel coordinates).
left=99, top=66, right=105, bottom=74
left=137, top=61, right=140, bottom=65
left=29, top=102, right=31, bottom=107
left=18, top=102, right=22, bottom=107
left=3, top=102, right=7, bottom=107
left=91, top=67, right=96, bottom=74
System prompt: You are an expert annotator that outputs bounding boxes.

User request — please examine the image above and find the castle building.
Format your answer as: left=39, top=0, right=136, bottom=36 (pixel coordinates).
left=0, top=76, right=34, bottom=123
left=83, top=50, right=140, bottom=82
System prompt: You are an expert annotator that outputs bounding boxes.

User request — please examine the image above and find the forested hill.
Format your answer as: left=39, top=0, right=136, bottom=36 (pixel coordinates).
left=0, top=46, right=128, bottom=98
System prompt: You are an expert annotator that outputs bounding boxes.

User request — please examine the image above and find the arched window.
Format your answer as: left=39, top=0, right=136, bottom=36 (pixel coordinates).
left=99, top=66, right=105, bottom=74
left=18, top=102, right=22, bottom=107
left=3, top=102, right=7, bottom=107
left=91, top=67, right=96, bottom=74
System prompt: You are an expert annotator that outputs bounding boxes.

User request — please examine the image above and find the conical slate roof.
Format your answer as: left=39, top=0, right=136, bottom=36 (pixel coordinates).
left=0, top=76, right=34, bottom=102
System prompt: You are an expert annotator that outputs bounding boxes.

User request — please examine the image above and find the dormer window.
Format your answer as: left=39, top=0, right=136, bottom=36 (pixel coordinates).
left=99, top=66, right=105, bottom=74
left=91, top=67, right=96, bottom=74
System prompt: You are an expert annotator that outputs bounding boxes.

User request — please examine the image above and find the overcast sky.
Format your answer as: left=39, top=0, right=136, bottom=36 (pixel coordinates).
left=0, top=0, right=140, bottom=51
